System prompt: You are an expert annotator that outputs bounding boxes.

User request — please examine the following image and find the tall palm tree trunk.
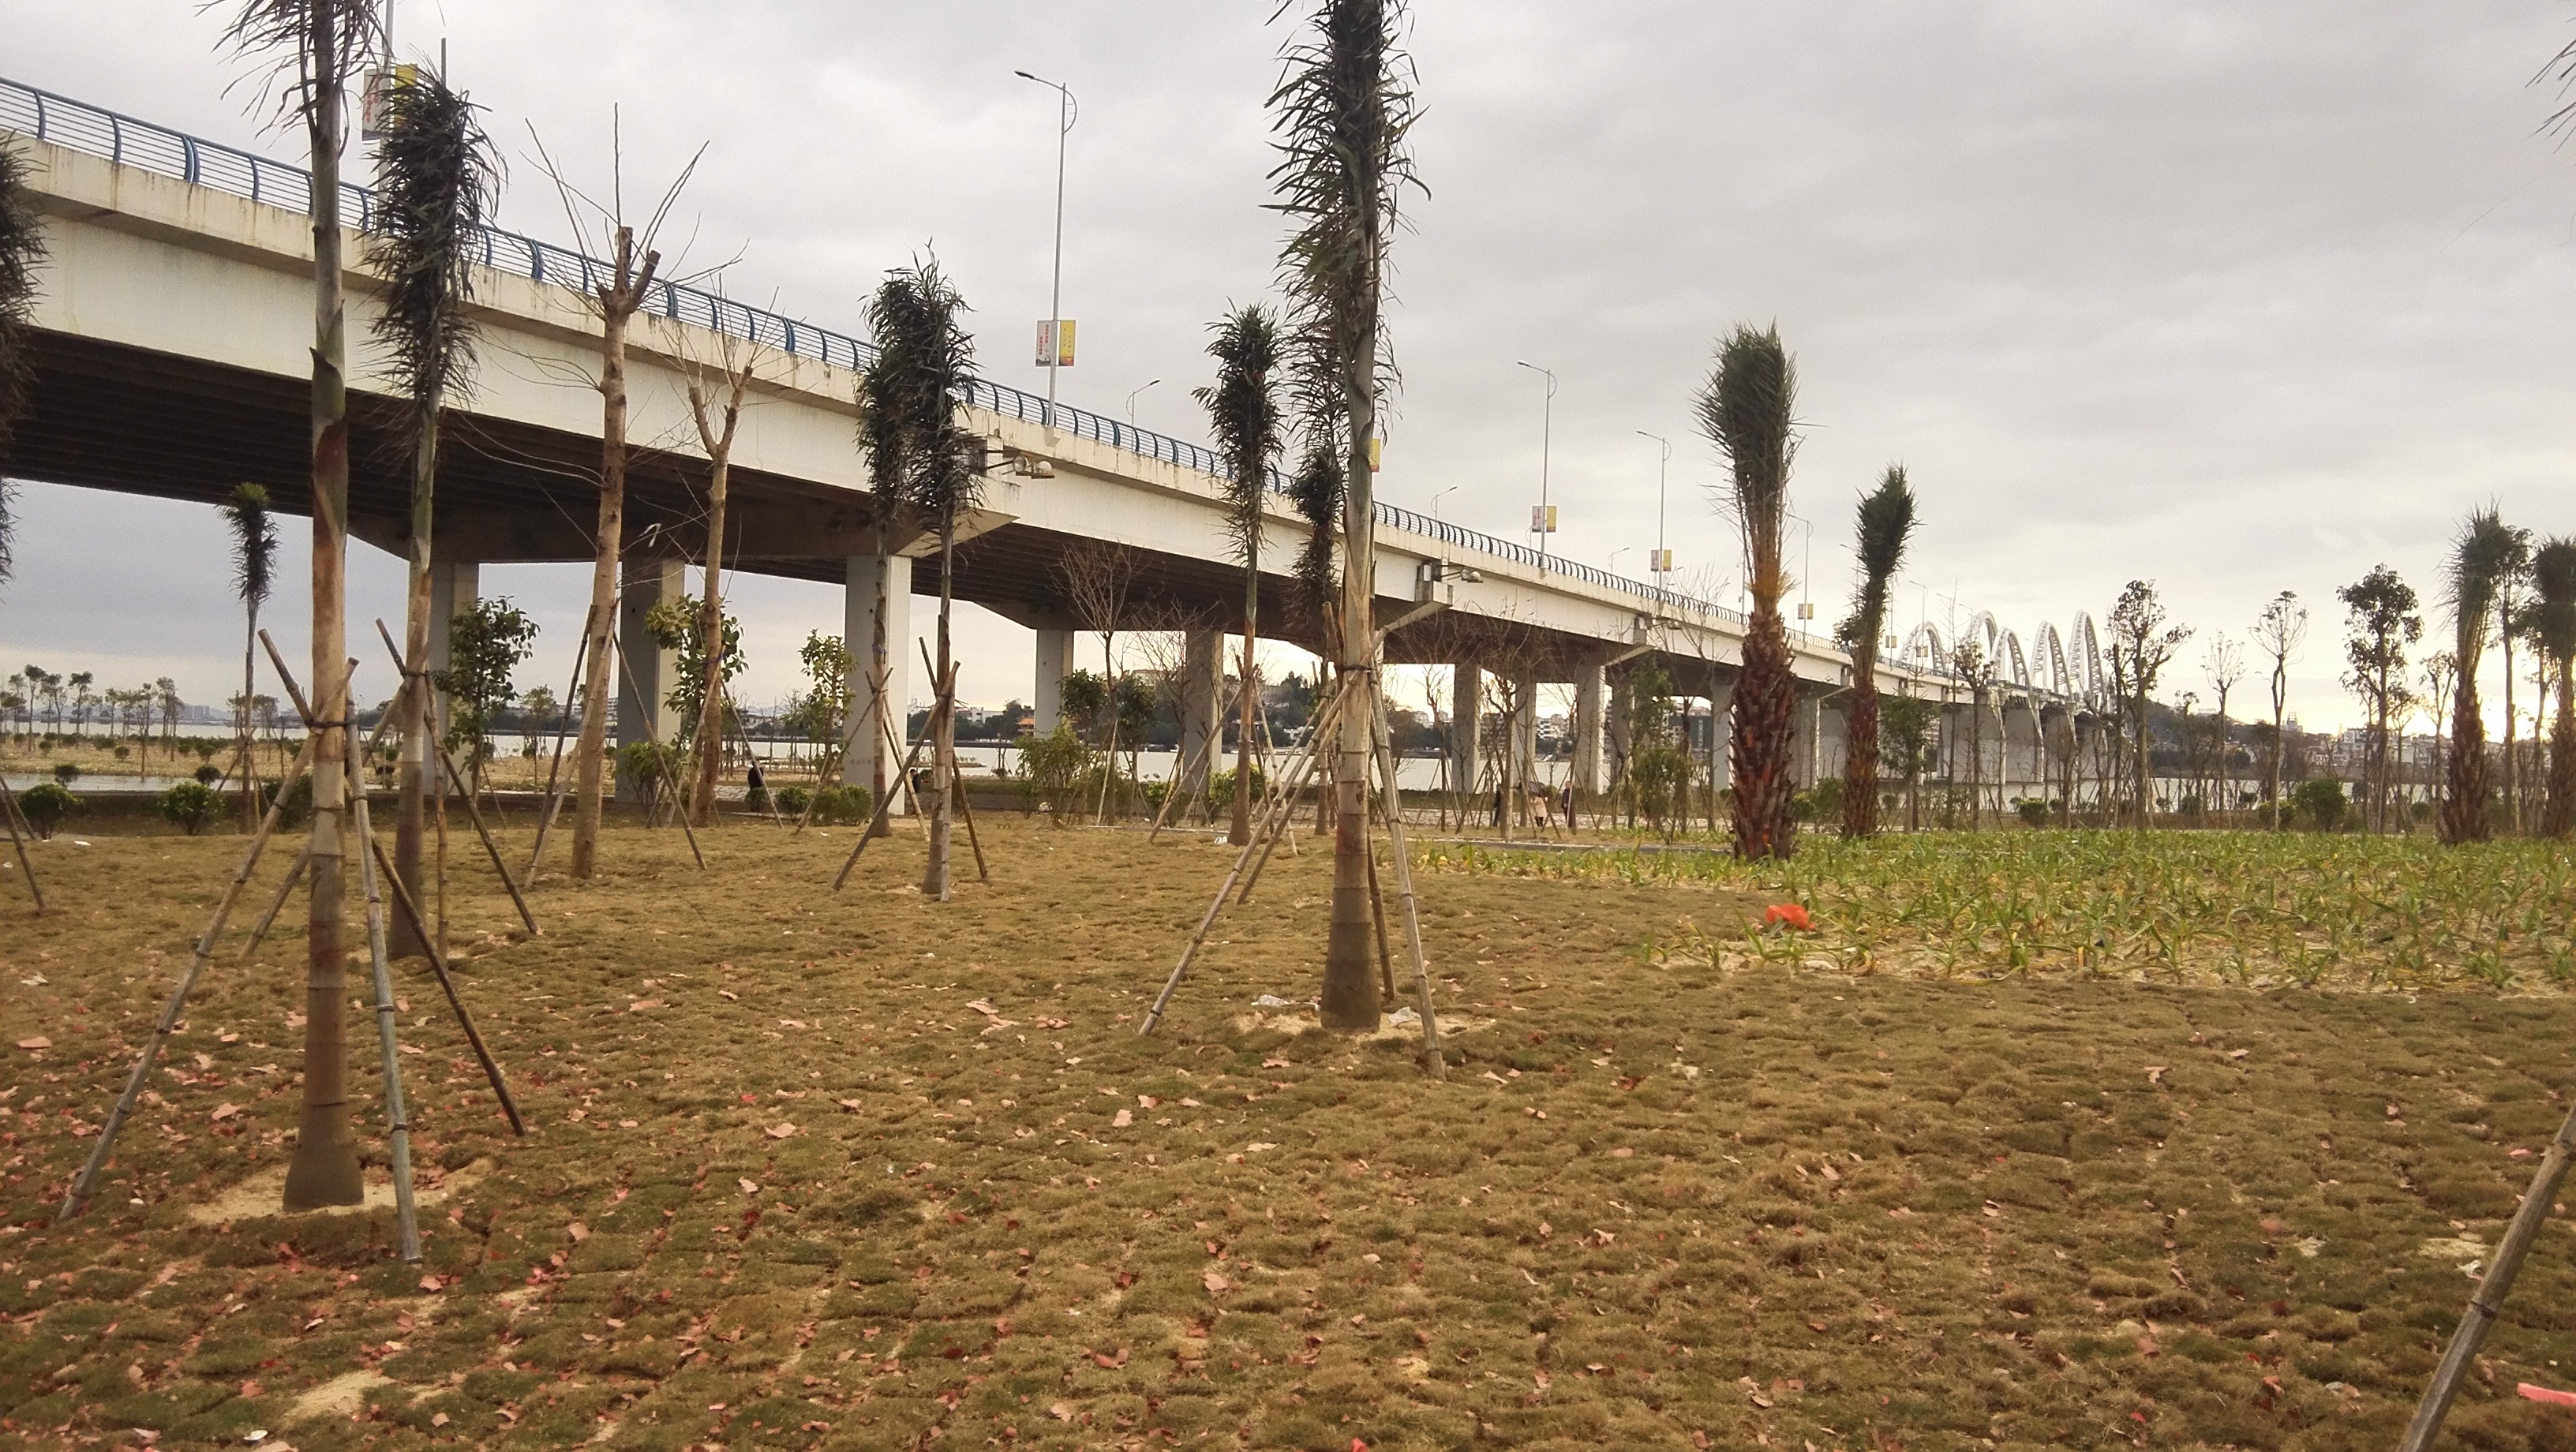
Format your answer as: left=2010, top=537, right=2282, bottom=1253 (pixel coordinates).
left=868, top=540, right=893, bottom=837
left=284, top=0, right=361, bottom=1211
left=1321, top=371, right=1377, bottom=1031
left=923, top=518, right=957, bottom=900
left=2548, top=659, right=2573, bottom=840
left=1732, top=612, right=1796, bottom=856
left=1842, top=667, right=1879, bottom=838
left=1233, top=623, right=1256, bottom=846
left=394, top=404, right=437, bottom=955
left=239, top=610, right=260, bottom=832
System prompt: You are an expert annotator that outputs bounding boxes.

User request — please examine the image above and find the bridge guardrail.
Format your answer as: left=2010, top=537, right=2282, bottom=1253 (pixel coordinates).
left=5, top=73, right=1950, bottom=680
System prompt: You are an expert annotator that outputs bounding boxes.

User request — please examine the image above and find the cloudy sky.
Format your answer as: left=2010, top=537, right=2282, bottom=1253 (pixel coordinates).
left=7, top=1, right=2575, bottom=733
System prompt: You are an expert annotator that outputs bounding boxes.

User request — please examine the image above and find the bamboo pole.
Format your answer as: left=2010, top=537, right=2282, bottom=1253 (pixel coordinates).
left=525, top=629, right=590, bottom=879
left=1149, top=679, right=1245, bottom=844
left=1371, top=687, right=1446, bottom=1078
left=2397, top=1094, right=2576, bottom=1450
left=361, top=828, right=525, bottom=1135
left=1365, top=838, right=1396, bottom=1006
left=831, top=710, right=935, bottom=889
left=347, top=750, right=422, bottom=1262
left=55, top=731, right=323, bottom=1223
left=597, top=619, right=706, bottom=870
left=2, top=779, right=46, bottom=911
left=1139, top=688, right=1345, bottom=1037
left=1238, top=683, right=1349, bottom=907
left=374, top=619, right=542, bottom=934
left=238, top=842, right=312, bottom=963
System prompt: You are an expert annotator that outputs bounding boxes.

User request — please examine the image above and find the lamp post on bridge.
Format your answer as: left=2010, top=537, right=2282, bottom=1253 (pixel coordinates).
left=1014, top=69, right=1077, bottom=432
left=1125, top=378, right=1159, bottom=430
left=1514, top=360, right=1556, bottom=568
left=1635, top=429, right=1671, bottom=594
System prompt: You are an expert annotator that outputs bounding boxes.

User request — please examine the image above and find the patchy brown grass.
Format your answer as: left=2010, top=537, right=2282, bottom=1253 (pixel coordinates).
left=3, top=819, right=2575, bottom=1450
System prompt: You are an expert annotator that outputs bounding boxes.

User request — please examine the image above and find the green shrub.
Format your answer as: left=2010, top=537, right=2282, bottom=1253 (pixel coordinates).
left=260, top=774, right=315, bottom=829
left=1016, top=724, right=1094, bottom=820
left=2016, top=799, right=2049, bottom=828
left=113, top=745, right=130, bottom=761
left=809, top=784, right=874, bottom=826
left=774, top=784, right=812, bottom=816
left=2290, top=778, right=2346, bottom=832
left=19, top=782, right=79, bottom=839
left=159, top=781, right=219, bottom=835
left=51, top=762, right=80, bottom=784
left=1208, top=762, right=1268, bottom=806
left=194, top=763, right=223, bottom=785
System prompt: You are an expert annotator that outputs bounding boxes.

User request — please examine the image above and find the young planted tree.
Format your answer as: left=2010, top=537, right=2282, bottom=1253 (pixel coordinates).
left=2250, top=590, right=2306, bottom=829
left=2438, top=509, right=2520, bottom=844
left=1193, top=303, right=1284, bottom=848
left=861, top=258, right=979, bottom=899
left=681, top=331, right=755, bottom=828
left=1881, top=692, right=1936, bottom=832
left=223, top=484, right=279, bottom=830
left=2338, top=565, right=2421, bottom=834
left=228, top=0, right=377, bottom=1211
left=369, top=65, right=497, bottom=945
left=432, top=597, right=537, bottom=796
left=1698, top=326, right=1799, bottom=860
left=1837, top=466, right=1913, bottom=839
left=2421, top=650, right=2457, bottom=811
left=2203, top=631, right=2242, bottom=819
left=1270, top=0, right=1421, bottom=1031
left=2107, top=581, right=2191, bottom=829
left=538, top=130, right=698, bottom=881
left=2534, top=537, right=2575, bottom=840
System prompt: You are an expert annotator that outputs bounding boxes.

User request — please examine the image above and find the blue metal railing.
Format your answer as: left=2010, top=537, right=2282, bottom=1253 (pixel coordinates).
left=3, top=73, right=1957, bottom=678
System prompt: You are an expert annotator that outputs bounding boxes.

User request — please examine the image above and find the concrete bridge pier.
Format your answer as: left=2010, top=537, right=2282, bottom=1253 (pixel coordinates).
left=424, top=558, right=477, bottom=791
left=617, top=556, right=685, bottom=803
left=1033, top=627, right=1075, bottom=736
left=1450, top=663, right=1482, bottom=803
left=1178, top=627, right=1223, bottom=804
left=843, top=553, right=912, bottom=814
left=1512, top=669, right=1540, bottom=809
left=1571, top=657, right=1606, bottom=799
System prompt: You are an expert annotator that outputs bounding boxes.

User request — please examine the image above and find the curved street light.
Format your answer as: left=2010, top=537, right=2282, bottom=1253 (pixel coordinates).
left=1015, top=69, right=1078, bottom=431
left=1514, top=360, right=1556, bottom=565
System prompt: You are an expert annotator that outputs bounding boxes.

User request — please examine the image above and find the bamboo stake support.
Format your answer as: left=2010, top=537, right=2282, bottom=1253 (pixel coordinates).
left=361, top=828, right=526, bottom=1135
left=373, top=619, right=542, bottom=934
left=907, top=643, right=987, bottom=884
left=1148, top=679, right=1246, bottom=844
left=1138, top=685, right=1346, bottom=1037
left=1371, top=686, right=1446, bottom=1078
left=1237, top=682, right=1348, bottom=907
left=2, top=778, right=47, bottom=912
left=1365, top=839, right=1397, bottom=1007
left=795, top=661, right=886, bottom=836
left=594, top=619, right=706, bottom=869
left=348, top=755, right=422, bottom=1262
left=526, top=629, right=590, bottom=879
left=238, top=842, right=313, bottom=963
left=55, top=731, right=323, bottom=1224
left=2397, top=1093, right=2576, bottom=1450
left=832, top=711, right=935, bottom=889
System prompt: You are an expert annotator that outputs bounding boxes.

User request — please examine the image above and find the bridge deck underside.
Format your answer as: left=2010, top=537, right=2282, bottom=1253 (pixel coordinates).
left=12, top=329, right=1582, bottom=667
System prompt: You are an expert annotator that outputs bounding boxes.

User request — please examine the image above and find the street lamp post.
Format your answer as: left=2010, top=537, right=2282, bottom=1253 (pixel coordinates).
left=1635, top=429, right=1670, bottom=589
left=1515, top=361, right=1556, bottom=566
left=1429, top=485, right=1458, bottom=524
left=1015, top=69, right=1077, bottom=432
left=1125, top=378, right=1159, bottom=431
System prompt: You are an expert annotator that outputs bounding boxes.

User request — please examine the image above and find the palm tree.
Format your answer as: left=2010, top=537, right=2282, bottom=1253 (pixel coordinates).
left=2533, top=537, right=2574, bottom=840
left=1837, top=465, right=1913, bottom=839
left=2438, top=507, right=2519, bottom=844
left=226, top=0, right=376, bottom=1211
left=1698, top=325, right=1799, bottom=860
left=1193, top=304, right=1284, bottom=847
left=0, top=139, right=44, bottom=587
left=369, top=65, right=496, bottom=947
left=852, top=290, right=919, bottom=841
left=1272, top=0, right=1419, bottom=1032
left=223, top=484, right=279, bottom=831
left=860, top=257, right=978, bottom=900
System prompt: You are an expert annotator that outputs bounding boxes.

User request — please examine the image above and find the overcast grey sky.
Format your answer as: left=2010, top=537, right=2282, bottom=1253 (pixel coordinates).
left=6, top=2, right=2575, bottom=732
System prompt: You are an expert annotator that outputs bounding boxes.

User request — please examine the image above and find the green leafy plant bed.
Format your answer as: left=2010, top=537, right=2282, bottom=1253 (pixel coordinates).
left=4, top=821, right=2574, bottom=1450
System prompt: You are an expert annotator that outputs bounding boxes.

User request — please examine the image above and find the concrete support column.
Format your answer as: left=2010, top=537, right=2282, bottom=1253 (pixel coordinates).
left=425, top=559, right=477, bottom=791
left=1033, top=628, right=1076, bottom=735
left=1605, top=669, right=1634, bottom=791
left=1512, top=670, right=1540, bottom=797
left=842, top=553, right=913, bottom=813
left=1571, top=658, right=1605, bottom=798
left=1449, top=663, right=1481, bottom=802
left=1709, top=679, right=1737, bottom=791
left=1179, top=627, right=1222, bottom=798
left=616, top=556, right=684, bottom=803
left=1791, top=692, right=1821, bottom=790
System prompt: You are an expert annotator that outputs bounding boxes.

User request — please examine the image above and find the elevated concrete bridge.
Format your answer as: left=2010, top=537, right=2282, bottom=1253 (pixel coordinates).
left=2, top=77, right=2084, bottom=810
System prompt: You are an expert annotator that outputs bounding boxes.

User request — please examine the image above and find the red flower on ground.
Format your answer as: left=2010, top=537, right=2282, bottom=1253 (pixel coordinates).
left=1764, top=903, right=1814, bottom=932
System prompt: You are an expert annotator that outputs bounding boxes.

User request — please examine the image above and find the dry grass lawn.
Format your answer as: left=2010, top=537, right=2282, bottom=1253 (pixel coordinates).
left=3, top=816, right=2575, bottom=1450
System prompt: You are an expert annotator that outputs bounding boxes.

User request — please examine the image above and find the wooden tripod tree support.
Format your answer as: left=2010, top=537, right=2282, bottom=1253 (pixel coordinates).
left=831, top=709, right=937, bottom=889
left=2398, top=1093, right=2576, bottom=1450
left=526, top=630, right=591, bottom=880
left=1237, top=683, right=1352, bottom=908
left=347, top=740, right=423, bottom=1262
left=371, top=619, right=541, bottom=936
left=916, top=643, right=988, bottom=884
left=2, top=780, right=47, bottom=913
left=1367, top=683, right=1447, bottom=1078
left=593, top=619, right=706, bottom=870
left=54, top=731, right=323, bottom=1224
left=1137, top=678, right=1351, bottom=1038
left=1148, top=678, right=1252, bottom=844
left=265, top=638, right=526, bottom=1133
